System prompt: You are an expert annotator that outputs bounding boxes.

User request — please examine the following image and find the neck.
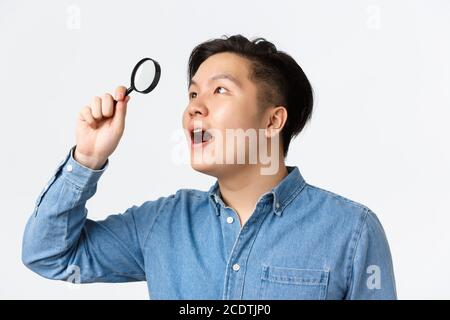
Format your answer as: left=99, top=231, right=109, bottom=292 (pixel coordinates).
left=217, top=162, right=288, bottom=227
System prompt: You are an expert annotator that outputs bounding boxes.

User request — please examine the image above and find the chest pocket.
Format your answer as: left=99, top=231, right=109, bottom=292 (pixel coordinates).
left=259, top=265, right=329, bottom=300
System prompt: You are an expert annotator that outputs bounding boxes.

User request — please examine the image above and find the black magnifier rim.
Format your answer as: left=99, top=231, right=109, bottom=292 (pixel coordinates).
left=130, top=57, right=161, bottom=94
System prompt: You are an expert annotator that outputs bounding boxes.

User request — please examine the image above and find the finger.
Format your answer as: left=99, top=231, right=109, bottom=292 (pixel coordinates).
left=112, top=99, right=128, bottom=130
left=115, top=86, right=127, bottom=101
left=102, top=93, right=114, bottom=118
left=80, top=106, right=97, bottom=128
left=91, top=96, right=103, bottom=120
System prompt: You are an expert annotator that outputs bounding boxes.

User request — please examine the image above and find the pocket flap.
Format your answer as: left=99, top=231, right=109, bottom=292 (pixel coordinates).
left=262, top=265, right=329, bottom=286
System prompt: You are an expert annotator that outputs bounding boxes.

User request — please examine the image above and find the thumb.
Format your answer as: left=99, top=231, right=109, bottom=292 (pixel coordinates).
left=112, top=96, right=130, bottom=130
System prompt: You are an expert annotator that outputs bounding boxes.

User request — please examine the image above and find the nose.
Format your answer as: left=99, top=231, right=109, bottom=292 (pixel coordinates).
left=188, top=100, right=208, bottom=119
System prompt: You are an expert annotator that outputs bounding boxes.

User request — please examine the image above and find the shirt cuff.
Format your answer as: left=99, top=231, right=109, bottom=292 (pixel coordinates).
left=60, top=145, right=109, bottom=188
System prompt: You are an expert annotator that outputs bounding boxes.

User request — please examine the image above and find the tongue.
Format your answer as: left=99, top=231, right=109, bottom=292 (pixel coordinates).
left=203, top=130, right=212, bottom=142
left=193, top=130, right=212, bottom=144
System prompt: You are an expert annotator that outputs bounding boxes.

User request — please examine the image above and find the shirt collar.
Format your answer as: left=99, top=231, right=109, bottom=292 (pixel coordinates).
left=208, top=166, right=306, bottom=217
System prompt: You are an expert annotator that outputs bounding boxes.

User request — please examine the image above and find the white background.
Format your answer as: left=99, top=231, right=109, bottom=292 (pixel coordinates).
left=1, top=0, right=449, bottom=299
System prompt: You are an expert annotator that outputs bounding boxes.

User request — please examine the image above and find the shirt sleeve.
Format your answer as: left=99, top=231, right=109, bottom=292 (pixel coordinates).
left=345, top=208, right=397, bottom=299
left=22, top=145, right=160, bottom=283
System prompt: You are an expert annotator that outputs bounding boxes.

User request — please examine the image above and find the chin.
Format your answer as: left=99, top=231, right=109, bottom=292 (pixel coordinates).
left=190, top=158, right=220, bottom=177
left=188, top=140, right=220, bottom=176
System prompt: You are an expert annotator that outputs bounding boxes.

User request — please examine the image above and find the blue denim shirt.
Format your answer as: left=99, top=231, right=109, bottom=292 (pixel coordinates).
left=22, top=145, right=396, bottom=299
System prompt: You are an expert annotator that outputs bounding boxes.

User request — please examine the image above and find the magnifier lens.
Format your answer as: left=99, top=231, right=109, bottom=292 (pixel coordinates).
left=113, top=57, right=160, bottom=106
left=133, top=60, right=157, bottom=92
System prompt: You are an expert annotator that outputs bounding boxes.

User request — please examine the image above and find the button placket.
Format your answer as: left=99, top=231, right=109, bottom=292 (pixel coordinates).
left=223, top=201, right=271, bottom=299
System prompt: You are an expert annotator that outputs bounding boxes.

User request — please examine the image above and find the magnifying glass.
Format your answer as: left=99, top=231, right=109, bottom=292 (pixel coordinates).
left=114, top=57, right=161, bottom=105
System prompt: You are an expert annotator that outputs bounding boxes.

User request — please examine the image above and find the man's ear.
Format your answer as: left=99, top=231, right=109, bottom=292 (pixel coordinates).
left=265, top=106, right=287, bottom=138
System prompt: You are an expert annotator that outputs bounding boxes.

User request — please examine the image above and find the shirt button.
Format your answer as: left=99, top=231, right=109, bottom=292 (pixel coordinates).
left=232, top=263, right=240, bottom=272
left=275, top=202, right=280, bottom=209
left=226, top=217, right=234, bottom=224
left=67, top=164, right=73, bottom=172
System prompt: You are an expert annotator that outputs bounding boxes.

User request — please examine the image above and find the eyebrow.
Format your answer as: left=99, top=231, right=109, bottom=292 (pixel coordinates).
left=189, top=73, right=242, bottom=89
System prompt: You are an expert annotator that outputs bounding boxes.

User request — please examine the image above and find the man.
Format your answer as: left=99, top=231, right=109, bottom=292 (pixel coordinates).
left=22, top=35, right=396, bottom=299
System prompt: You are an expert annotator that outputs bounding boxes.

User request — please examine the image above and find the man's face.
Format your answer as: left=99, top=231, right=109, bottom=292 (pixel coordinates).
left=182, top=52, right=267, bottom=178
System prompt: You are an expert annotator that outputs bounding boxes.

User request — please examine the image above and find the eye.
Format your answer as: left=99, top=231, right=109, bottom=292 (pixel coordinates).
left=189, top=92, right=197, bottom=99
left=214, top=86, right=227, bottom=94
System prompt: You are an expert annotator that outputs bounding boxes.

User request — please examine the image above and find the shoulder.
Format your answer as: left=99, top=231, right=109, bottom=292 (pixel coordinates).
left=305, top=184, right=370, bottom=213
left=165, top=188, right=211, bottom=206
left=303, top=183, right=389, bottom=244
left=134, top=188, right=211, bottom=217
left=296, top=183, right=383, bottom=237
left=130, top=188, right=212, bottom=241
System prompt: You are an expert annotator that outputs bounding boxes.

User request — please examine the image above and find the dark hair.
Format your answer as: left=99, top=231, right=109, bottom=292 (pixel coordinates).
left=188, top=34, right=313, bottom=157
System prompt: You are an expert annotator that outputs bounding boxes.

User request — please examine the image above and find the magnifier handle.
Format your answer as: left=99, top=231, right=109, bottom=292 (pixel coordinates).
left=113, top=87, right=133, bottom=106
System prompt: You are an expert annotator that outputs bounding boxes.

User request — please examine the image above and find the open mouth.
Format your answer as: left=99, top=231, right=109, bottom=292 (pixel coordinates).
left=191, top=127, right=213, bottom=147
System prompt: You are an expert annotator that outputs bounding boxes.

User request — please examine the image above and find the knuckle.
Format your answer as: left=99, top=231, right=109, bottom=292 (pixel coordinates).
left=93, top=96, right=101, bottom=105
